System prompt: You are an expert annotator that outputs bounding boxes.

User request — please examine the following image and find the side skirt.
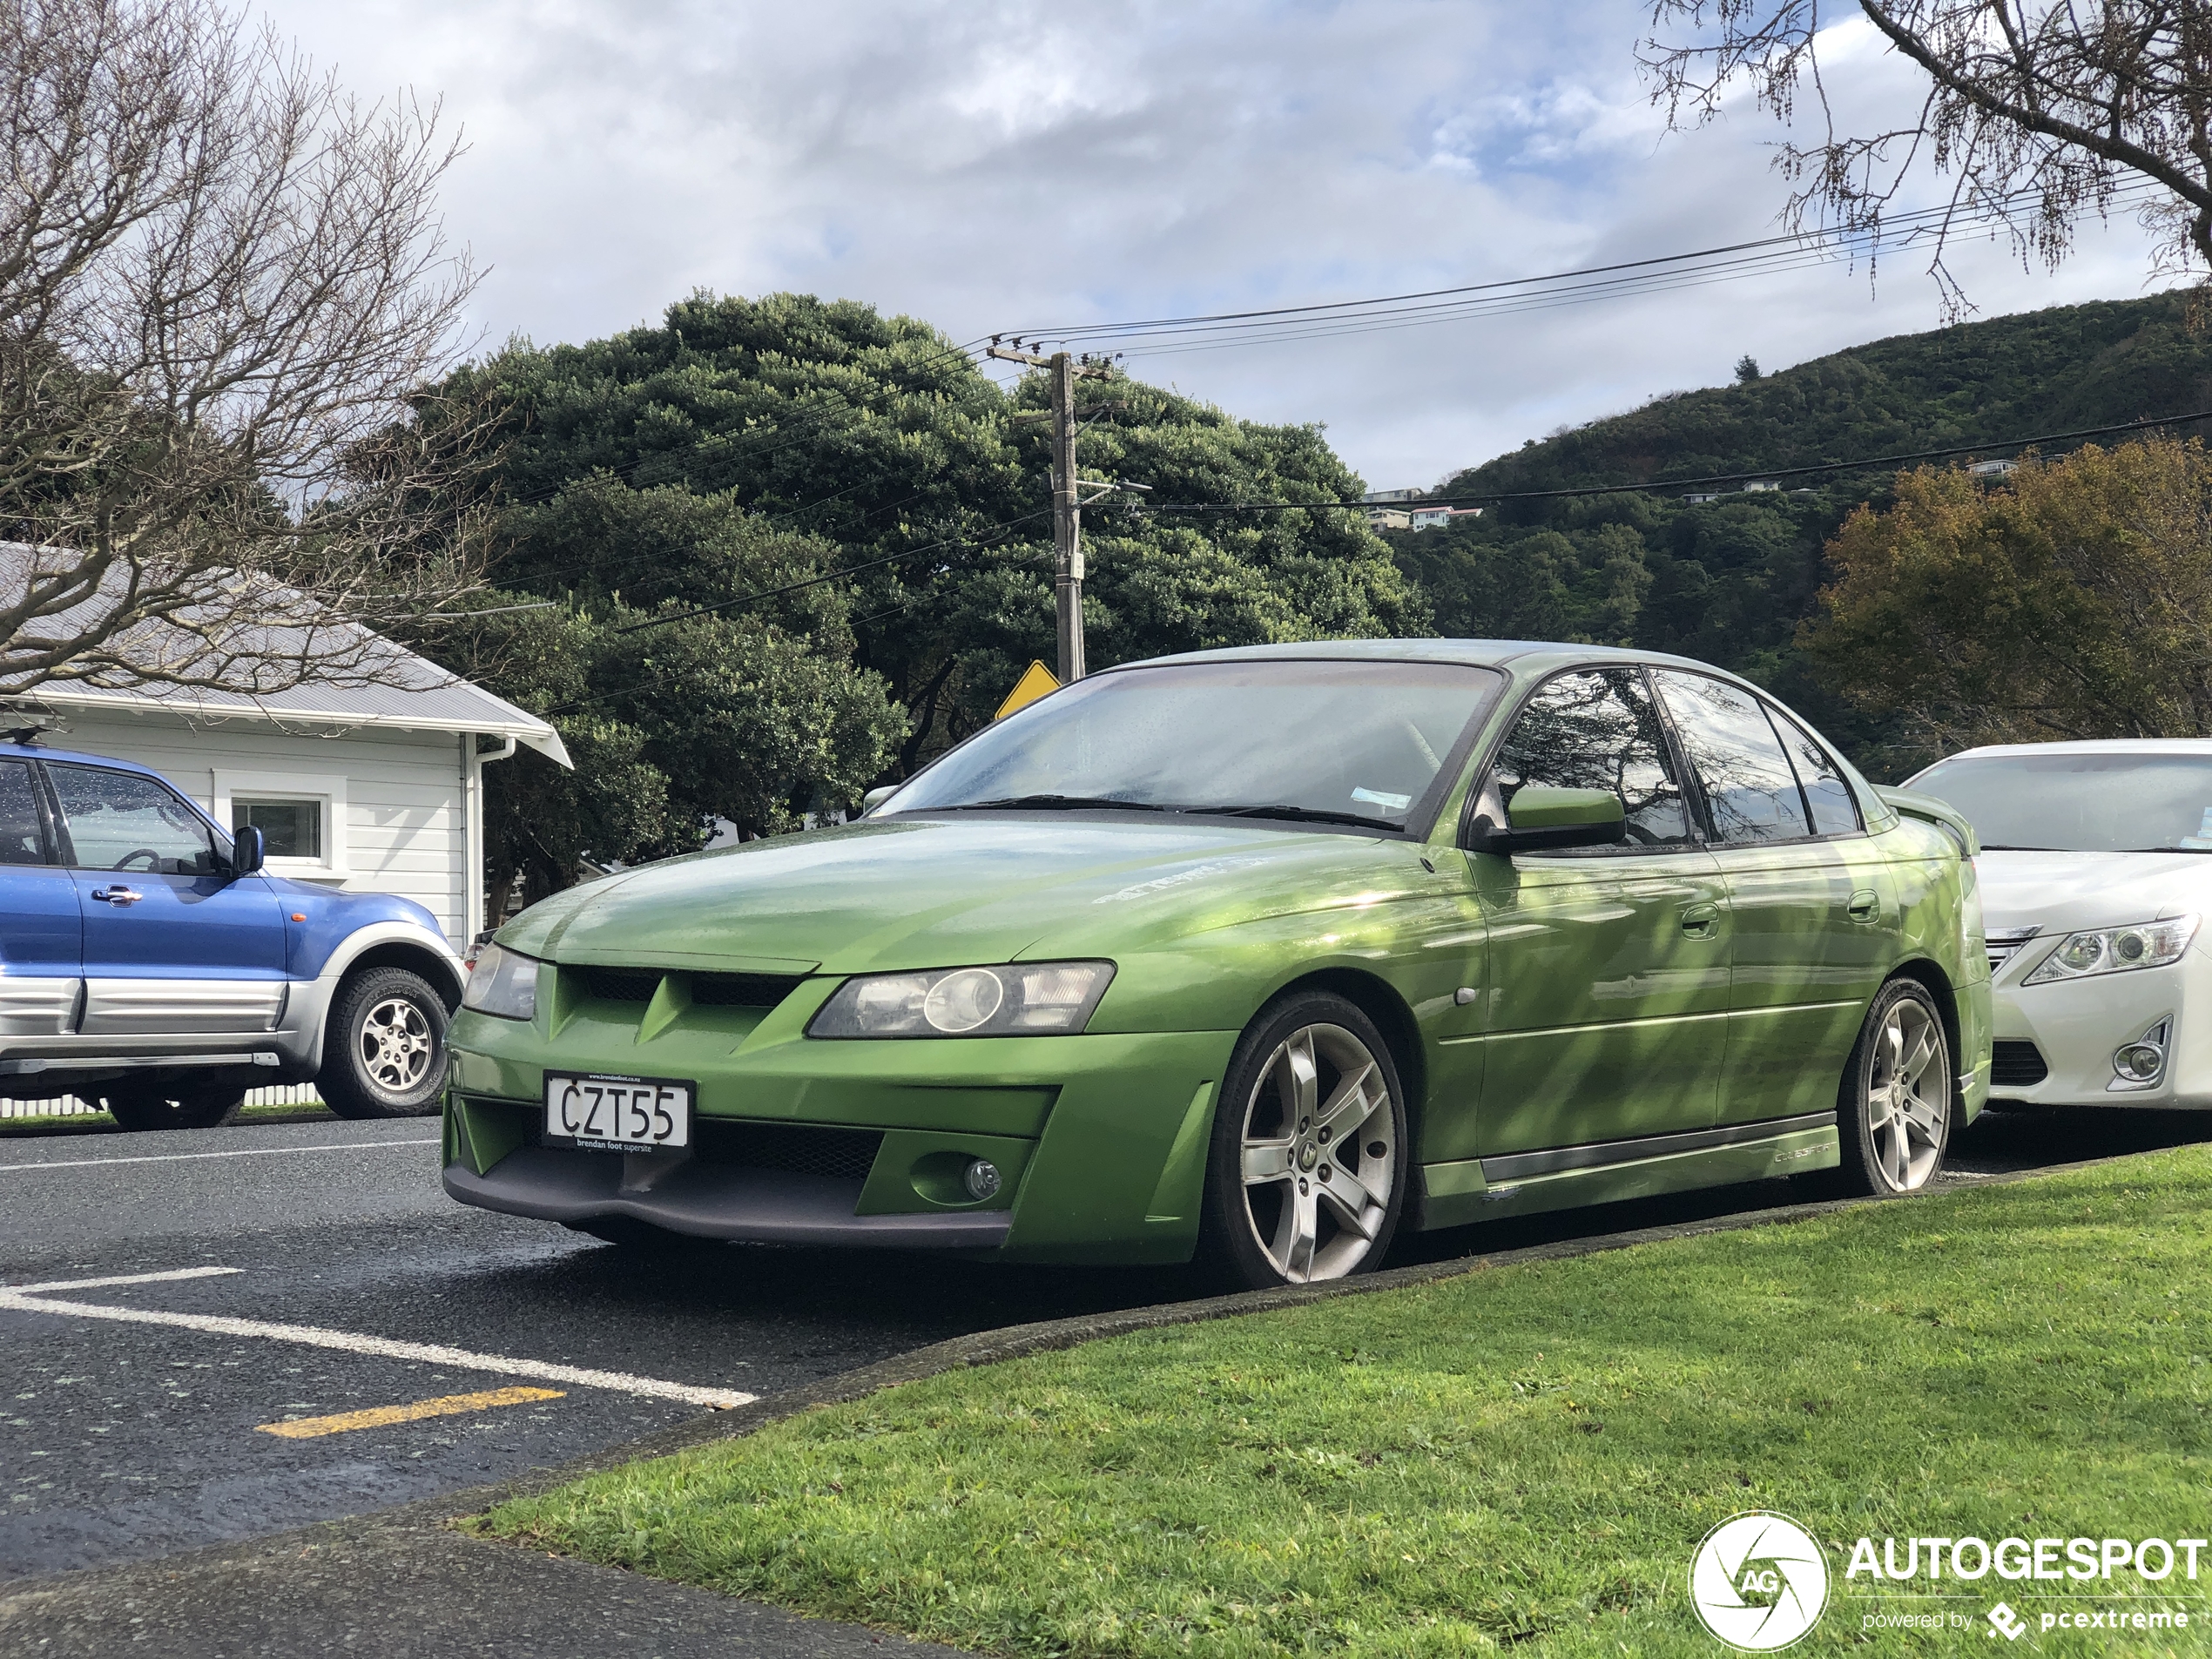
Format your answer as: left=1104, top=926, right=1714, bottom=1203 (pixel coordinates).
left=1418, top=1117, right=1840, bottom=1231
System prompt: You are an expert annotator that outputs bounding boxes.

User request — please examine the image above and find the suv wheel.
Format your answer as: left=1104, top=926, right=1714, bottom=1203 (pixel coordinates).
left=103, top=1079, right=246, bottom=1132
left=1197, top=990, right=1409, bottom=1291
left=318, top=967, right=449, bottom=1120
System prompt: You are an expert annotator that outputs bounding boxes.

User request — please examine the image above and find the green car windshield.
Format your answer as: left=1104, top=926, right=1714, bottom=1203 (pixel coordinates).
left=888, top=659, right=1506, bottom=832
left=1912, top=752, right=2212, bottom=853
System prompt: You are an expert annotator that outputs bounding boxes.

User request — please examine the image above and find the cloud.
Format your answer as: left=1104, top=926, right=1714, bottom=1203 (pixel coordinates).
left=260, top=0, right=2166, bottom=489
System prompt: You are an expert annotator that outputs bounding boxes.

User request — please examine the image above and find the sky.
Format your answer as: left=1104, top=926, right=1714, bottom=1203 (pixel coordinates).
left=259, top=0, right=2171, bottom=491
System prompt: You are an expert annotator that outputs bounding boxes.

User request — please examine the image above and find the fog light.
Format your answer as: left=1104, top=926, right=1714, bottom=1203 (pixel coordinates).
left=962, top=1158, right=1001, bottom=1201
left=2115, top=1042, right=2166, bottom=1082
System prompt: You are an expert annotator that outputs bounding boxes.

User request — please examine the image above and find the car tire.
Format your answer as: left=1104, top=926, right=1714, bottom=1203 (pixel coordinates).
left=318, top=967, right=450, bottom=1120
left=1836, top=977, right=1953, bottom=1196
left=102, top=1079, right=246, bottom=1132
left=1196, top=990, right=1410, bottom=1291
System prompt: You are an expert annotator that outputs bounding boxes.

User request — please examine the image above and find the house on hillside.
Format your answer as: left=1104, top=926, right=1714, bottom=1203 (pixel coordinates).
left=0, top=564, right=567, bottom=950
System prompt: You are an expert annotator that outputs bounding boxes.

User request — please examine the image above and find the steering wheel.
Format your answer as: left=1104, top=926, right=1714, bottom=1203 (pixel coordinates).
left=112, top=848, right=163, bottom=871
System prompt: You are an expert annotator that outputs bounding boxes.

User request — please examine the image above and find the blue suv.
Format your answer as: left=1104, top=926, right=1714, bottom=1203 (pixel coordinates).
left=0, top=741, right=464, bottom=1130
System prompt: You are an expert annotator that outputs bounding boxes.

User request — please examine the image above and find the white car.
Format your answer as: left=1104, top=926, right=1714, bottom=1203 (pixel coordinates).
left=1906, top=740, right=2212, bottom=1109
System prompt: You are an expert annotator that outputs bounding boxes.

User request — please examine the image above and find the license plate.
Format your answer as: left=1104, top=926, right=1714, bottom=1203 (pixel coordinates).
left=543, top=1071, right=692, bottom=1153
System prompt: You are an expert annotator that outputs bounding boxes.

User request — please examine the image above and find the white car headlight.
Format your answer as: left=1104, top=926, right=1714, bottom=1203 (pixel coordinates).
left=808, top=961, right=1115, bottom=1038
left=462, top=942, right=541, bottom=1021
left=2023, top=916, right=2199, bottom=985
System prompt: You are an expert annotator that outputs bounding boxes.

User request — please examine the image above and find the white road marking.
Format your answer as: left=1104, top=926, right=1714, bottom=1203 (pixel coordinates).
left=0, top=1139, right=440, bottom=1174
left=0, top=1275, right=753, bottom=1410
left=9, top=1266, right=245, bottom=1295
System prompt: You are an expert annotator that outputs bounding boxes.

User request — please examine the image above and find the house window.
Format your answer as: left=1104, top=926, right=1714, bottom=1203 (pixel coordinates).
left=233, top=797, right=322, bottom=860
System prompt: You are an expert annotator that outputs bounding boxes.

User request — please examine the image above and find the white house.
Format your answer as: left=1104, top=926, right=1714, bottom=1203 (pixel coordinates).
left=2, top=633, right=566, bottom=952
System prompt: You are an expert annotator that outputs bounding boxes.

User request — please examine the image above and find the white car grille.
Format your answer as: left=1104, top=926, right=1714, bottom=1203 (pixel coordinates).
left=1986, top=926, right=2041, bottom=974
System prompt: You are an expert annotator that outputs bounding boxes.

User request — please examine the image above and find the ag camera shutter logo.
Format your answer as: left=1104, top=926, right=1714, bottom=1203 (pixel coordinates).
left=1689, top=1511, right=1831, bottom=1650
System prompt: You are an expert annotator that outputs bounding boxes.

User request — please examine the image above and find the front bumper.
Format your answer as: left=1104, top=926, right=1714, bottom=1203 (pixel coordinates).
left=442, top=979, right=1238, bottom=1264
left=1989, top=948, right=2210, bottom=1109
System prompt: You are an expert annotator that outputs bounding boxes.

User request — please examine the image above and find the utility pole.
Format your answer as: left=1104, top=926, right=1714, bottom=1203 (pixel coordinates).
left=988, top=341, right=1114, bottom=682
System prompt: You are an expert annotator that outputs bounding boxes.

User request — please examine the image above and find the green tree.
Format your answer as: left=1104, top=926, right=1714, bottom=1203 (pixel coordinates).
left=1804, top=435, right=2212, bottom=769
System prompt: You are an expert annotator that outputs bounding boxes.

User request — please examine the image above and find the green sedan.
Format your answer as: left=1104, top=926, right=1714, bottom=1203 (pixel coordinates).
left=444, top=642, right=1992, bottom=1290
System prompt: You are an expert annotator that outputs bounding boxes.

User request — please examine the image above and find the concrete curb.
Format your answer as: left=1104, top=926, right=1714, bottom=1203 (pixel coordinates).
left=0, top=1143, right=2171, bottom=1656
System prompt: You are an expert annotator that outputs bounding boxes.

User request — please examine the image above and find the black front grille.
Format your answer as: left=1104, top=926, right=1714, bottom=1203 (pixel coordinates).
left=693, top=1119, right=883, bottom=1182
left=692, top=973, right=806, bottom=1009
left=578, top=967, right=661, bottom=1002
left=1991, top=1041, right=2049, bottom=1088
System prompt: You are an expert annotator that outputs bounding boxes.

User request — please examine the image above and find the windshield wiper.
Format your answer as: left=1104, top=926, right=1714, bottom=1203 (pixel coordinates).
left=953, top=794, right=1170, bottom=812
left=1976, top=844, right=2066, bottom=851
left=1192, top=803, right=1403, bottom=831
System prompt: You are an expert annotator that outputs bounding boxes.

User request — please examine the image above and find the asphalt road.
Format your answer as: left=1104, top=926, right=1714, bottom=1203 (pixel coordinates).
left=3, top=1100, right=2205, bottom=1583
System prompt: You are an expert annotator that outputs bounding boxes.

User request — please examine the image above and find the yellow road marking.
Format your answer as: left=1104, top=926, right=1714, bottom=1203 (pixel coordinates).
left=256, top=1386, right=563, bottom=1439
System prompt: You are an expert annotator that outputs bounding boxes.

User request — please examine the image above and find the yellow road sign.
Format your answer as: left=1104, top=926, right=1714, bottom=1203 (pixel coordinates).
left=994, top=660, right=1062, bottom=721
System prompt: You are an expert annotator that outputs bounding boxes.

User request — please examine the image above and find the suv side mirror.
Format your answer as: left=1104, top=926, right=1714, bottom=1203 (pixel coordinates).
left=1467, top=786, right=1626, bottom=855
left=860, top=786, right=899, bottom=816
left=229, top=822, right=266, bottom=878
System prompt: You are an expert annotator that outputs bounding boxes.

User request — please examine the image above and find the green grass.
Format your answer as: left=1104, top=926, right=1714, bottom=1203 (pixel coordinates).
left=0, top=1097, right=334, bottom=1136
left=481, top=1153, right=2212, bottom=1656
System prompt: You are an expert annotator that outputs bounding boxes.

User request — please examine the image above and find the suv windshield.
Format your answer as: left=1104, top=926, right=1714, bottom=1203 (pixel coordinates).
left=887, top=659, right=1506, bottom=832
left=1911, top=752, right=2212, bottom=853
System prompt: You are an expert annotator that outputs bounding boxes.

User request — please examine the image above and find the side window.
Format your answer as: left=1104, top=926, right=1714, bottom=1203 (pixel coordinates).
left=1766, top=705, right=1863, bottom=837
left=1487, top=667, right=1693, bottom=849
left=0, top=761, right=46, bottom=866
left=1650, top=671, right=1811, bottom=844
left=47, top=764, right=220, bottom=875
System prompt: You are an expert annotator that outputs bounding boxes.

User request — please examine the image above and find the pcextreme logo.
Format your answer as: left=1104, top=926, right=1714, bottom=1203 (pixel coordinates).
left=1689, top=1512, right=1831, bottom=1651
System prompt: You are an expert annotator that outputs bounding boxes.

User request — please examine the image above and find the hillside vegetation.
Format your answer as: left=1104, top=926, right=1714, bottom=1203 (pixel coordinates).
left=1395, top=290, right=2212, bottom=773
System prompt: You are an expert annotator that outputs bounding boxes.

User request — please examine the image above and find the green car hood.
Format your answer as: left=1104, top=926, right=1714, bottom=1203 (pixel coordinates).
left=496, top=816, right=1411, bottom=974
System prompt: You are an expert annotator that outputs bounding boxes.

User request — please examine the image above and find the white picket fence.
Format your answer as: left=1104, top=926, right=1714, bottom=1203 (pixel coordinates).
left=1, top=1082, right=325, bottom=1120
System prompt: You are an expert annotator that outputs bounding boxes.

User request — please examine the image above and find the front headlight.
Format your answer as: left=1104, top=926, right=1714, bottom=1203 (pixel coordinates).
left=2023, top=915, right=2199, bottom=985
left=807, top=961, right=1115, bottom=1038
left=462, top=942, right=540, bottom=1021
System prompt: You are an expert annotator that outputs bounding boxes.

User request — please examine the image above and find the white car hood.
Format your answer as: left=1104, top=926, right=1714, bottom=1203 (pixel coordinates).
left=1977, top=850, right=2212, bottom=933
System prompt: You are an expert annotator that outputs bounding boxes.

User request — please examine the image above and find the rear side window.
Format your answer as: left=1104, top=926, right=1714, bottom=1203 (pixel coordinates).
left=0, top=760, right=45, bottom=865
left=1766, top=705, right=1862, bottom=837
left=1488, top=667, right=1694, bottom=848
left=47, top=764, right=220, bottom=875
left=1651, top=671, right=1811, bottom=844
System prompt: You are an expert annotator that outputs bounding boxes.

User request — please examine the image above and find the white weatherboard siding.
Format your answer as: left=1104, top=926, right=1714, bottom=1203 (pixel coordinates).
left=44, top=709, right=469, bottom=948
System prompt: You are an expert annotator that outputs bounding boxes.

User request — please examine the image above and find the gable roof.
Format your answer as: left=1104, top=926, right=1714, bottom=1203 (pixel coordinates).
left=0, top=543, right=570, bottom=765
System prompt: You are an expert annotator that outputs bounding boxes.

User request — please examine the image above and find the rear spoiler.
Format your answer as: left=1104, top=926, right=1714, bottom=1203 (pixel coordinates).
left=1875, top=786, right=1979, bottom=859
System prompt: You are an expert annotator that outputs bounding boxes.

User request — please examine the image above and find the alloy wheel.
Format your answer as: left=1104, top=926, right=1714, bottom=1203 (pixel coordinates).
left=1237, top=1022, right=1398, bottom=1283
left=1867, top=995, right=1948, bottom=1191
left=359, top=995, right=435, bottom=1095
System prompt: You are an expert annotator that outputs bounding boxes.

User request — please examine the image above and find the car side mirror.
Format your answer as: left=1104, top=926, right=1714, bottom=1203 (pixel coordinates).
left=1466, top=786, right=1626, bottom=855
left=229, top=823, right=266, bottom=878
left=860, top=786, right=898, bottom=816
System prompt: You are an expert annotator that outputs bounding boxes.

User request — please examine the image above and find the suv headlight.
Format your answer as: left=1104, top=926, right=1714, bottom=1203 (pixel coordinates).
left=2023, top=916, right=2199, bottom=985
left=808, top=961, right=1115, bottom=1038
left=462, top=942, right=540, bottom=1021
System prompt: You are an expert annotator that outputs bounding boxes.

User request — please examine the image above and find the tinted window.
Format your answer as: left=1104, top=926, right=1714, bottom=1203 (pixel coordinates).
left=1768, top=705, right=1861, bottom=837
left=49, top=764, right=219, bottom=874
left=1652, top=671, right=1811, bottom=844
left=0, top=761, right=44, bottom=865
left=1487, top=668, right=1692, bottom=848
left=889, top=659, right=1504, bottom=832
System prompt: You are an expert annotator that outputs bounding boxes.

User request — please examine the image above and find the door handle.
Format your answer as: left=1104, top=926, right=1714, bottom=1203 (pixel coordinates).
left=91, top=886, right=143, bottom=906
left=1681, top=902, right=1720, bottom=939
left=1847, top=888, right=1880, bottom=924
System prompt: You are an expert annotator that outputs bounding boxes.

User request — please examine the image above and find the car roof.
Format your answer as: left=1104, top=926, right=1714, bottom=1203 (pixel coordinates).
left=1103, top=638, right=1740, bottom=677
left=0, top=738, right=166, bottom=775
left=1929, top=739, right=2212, bottom=760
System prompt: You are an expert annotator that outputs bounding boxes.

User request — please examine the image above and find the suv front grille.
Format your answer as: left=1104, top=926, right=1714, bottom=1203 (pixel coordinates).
left=693, top=1119, right=883, bottom=1183
left=1991, top=1041, right=2049, bottom=1089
